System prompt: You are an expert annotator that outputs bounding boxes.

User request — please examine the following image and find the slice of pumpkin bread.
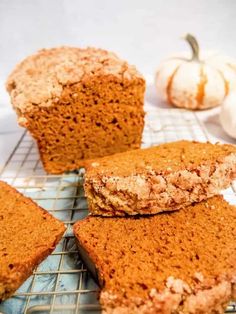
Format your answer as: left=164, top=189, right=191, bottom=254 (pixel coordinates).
left=73, top=196, right=236, bottom=314
left=84, top=140, right=236, bottom=216
left=0, top=181, right=66, bottom=301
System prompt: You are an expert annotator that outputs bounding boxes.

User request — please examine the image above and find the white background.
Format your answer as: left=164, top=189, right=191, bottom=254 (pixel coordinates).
left=0, top=0, right=236, bottom=166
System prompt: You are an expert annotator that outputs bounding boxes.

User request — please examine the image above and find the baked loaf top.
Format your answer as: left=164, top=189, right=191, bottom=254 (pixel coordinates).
left=86, top=140, right=236, bottom=176
left=0, top=180, right=66, bottom=301
left=6, top=47, right=144, bottom=113
left=74, top=195, right=236, bottom=313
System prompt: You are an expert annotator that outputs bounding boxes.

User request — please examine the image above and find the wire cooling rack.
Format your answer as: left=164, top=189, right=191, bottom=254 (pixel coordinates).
left=0, top=107, right=235, bottom=314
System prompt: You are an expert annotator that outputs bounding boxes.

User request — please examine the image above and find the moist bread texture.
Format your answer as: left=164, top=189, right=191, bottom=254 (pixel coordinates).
left=6, top=47, right=145, bottom=174
left=84, top=140, right=236, bottom=216
left=0, top=181, right=66, bottom=301
left=73, top=196, right=236, bottom=314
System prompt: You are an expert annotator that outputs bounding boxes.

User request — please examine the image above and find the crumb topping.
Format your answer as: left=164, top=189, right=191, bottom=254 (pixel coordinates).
left=85, top=152, right=236, bottom=216
left=6, top=46, right=143, bottom=112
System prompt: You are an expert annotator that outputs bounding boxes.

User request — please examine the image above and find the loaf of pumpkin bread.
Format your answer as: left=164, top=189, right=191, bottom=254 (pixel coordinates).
left=6, top=47, right=145, bottom=174
left=73, top=195, right=236, bottom=314
left=0, top=181, right=65, bottom=301
left=84, top=140, right=236, bottom=216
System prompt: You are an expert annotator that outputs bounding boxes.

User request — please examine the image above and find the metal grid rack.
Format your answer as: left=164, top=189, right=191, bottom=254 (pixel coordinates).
left=0, top=107, right=235, bottom=314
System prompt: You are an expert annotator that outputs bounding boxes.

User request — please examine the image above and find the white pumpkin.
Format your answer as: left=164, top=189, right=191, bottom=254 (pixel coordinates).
left=220, top=92, right=236, bottom=139
left=155, top=34, right=236, bottom=110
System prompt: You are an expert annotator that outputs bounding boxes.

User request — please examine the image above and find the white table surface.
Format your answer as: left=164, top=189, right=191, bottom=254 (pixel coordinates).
left=0, top=0, right=236, bottom=169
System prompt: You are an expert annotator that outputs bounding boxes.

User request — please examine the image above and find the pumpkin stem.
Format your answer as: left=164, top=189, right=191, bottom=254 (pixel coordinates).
left=185, top=34, right=200, bottom=61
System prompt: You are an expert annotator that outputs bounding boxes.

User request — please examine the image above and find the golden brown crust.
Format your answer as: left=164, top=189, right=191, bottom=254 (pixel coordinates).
left=0, top=180, right=66, bottom=301
left=84, top=141, right=236, bottom=216
left=73, top=196, right=236, bottom=313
